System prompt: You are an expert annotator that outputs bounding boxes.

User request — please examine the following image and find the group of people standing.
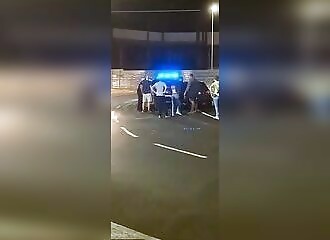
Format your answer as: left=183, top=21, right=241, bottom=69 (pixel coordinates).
left=137, top=73, right=219, bottom=119
left=137, top=75, right=182, bottom=118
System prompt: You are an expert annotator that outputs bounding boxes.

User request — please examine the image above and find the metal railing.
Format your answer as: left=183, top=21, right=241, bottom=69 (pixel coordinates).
left=111, top=69, right=219, bottom=89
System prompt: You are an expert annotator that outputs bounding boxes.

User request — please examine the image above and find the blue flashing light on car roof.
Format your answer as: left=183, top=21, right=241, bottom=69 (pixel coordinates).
left=156, top=71, right=179, bottom=80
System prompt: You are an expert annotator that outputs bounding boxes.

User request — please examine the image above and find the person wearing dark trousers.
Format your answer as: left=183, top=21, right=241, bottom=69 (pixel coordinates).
left=184, top=73, right=200, bottom=114
left=136, top=81, right=143, bottom=112
left=151, top=80, right=167, bottom=118
left=155, top=95, right=166, bottom=118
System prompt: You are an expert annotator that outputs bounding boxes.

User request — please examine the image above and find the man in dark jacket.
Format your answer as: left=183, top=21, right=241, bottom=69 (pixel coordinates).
left=136, top=80, right=143, bottom=112
left=184, top=73, right=200, bottom=113
left=140, top=76, right=152, bottom=112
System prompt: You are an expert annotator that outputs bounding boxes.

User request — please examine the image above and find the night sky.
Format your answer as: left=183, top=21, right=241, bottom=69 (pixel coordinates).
left=112, top=0, right=211, bottom=11
left=111, top=0, right=218, bottom=32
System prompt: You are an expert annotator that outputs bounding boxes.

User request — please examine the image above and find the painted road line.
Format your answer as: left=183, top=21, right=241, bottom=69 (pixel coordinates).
left=153, top=143, right=208, bottom=159
left=135, top=116, right=154, bottom=120
left=120, top=126, right=139, bottom=138
left=125, top=99, right=138, bottom=104
left=201, top=112, right=219, bottom=120
left=111, top=111, right=120, bottom=123
left=111, top=222, right=161, bottom=240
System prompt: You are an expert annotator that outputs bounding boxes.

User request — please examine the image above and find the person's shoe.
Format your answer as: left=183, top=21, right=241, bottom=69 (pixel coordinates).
left=176, top=111, right=182, bottom=116
left=215, top=115, right=220, bottom=120
left=158, top=115, right=162, bottom=119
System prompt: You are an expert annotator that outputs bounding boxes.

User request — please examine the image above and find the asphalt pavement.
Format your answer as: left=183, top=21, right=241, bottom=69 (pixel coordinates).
left=111, top=94, right=220, bottom=240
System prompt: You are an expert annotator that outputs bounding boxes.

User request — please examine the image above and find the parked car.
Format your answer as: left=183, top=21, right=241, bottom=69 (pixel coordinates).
left=182, top=81, right=213, bottom=112
left=140, top=70, right=213, bottom=114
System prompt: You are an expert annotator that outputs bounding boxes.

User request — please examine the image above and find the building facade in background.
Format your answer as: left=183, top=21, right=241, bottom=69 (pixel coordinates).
left=112, top=28, right=219, bottom=70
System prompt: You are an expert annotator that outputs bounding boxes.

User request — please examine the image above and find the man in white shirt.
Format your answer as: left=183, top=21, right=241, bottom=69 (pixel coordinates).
left=151, top=80, right=167, bottom=118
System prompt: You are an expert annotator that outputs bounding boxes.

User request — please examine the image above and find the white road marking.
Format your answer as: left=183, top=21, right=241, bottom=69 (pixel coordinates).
left=120, top=126, right=139, bottom=138
left=111, top=111, right=120, bottom=123
left=135, top=117, right=154, bottom=120
left=153, top=143, right=208, bottom=159
left=201, top=112, right=219, bottom=120
left=111, top=222, right=161, bottom=240
left=125, top=99, right=138, bottom=104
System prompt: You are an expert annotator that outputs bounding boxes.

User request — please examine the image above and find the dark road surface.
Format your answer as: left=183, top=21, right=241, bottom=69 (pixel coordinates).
left=111, top=95, right=220, bottom=240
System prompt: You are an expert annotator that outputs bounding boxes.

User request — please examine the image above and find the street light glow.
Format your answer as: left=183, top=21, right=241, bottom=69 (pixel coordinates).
left=210, top=3, right=219, bottom=14
left=298, top=1, right=330, bottom=21
left=209, top=3, right=218, bottom=70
